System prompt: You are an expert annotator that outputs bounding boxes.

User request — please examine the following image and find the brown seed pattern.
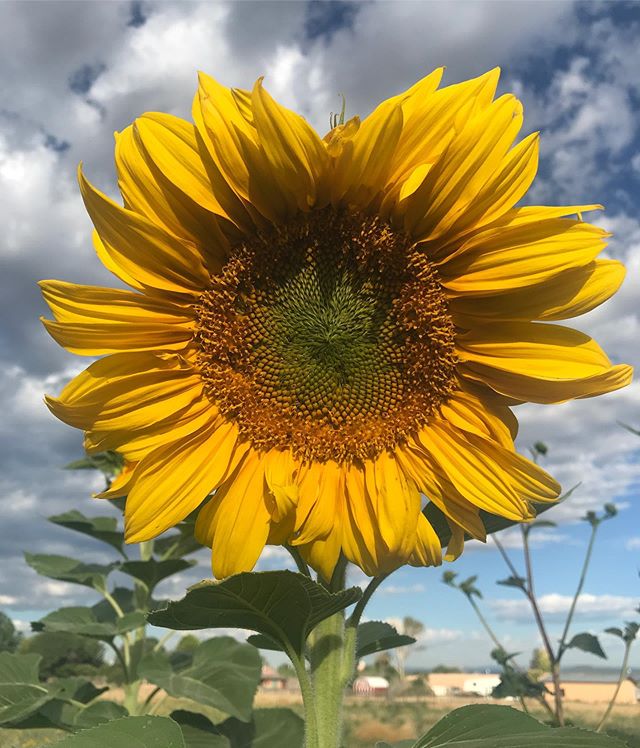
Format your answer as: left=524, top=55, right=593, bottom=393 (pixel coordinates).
left=194, top=208, right=457, bottom=463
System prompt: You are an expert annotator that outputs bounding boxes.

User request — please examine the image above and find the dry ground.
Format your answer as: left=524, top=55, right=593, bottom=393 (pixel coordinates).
left=1, top=694, right=637, bottom=747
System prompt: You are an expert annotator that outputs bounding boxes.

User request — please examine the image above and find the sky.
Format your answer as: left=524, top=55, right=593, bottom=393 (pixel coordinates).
left=0, top=0, right=639, bottom=672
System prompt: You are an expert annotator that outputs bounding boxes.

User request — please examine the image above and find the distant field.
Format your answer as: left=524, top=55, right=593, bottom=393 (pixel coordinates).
left=1, top=695, right=638, bottom=746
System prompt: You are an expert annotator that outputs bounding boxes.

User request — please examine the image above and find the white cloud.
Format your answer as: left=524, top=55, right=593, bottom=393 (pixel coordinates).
left=625, top=537, right=640, bottom=551
left=379, top=583, right=426, bottom=595
left=490, top=593, right=638, bottom=622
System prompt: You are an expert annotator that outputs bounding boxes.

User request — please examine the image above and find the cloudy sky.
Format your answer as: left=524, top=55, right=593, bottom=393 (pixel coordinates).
left=1, top=0, right=639, bottom=671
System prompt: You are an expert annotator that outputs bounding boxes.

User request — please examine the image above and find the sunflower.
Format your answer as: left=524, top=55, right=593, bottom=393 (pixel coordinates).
left=41, top=68, right=631, bottom=580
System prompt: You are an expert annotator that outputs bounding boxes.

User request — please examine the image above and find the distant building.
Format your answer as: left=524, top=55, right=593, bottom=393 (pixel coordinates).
left=352, top=675, right=390, bottom=696
left=543, top=675, right=638, bottom=705
left=427, top=672, right=501, bottom=697
left=260, top=665, right=287, bottom=691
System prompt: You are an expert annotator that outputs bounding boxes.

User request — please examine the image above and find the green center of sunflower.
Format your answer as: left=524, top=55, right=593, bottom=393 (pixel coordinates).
left=195, top=208, right=457, bottom=463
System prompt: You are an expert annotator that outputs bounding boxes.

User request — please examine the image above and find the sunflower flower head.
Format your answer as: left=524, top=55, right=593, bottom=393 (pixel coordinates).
left=41, top=68, right=632, bottom=580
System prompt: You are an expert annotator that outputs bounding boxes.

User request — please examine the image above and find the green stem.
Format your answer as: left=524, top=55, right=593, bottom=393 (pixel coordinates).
left=347, top=574, right=387, bottom=628
left=141, top=685, right=161, bottom=712
left=596, top=639, right=632, bottom=732
left=309, top=612, right=348, bottom=748
left=467, top=595, right=504, bottom=652
left=288, top=646, right=318, bottom=748
left=557, top=522, right=599, bottom=661
left=521, top=527, right=563, bottom=726
left=286, top=545, right=311, bottom=577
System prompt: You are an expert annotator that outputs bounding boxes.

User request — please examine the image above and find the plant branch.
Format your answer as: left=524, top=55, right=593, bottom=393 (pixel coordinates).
left=557, top=522, right=598, bottom=660
left=286, top=545, right=311, bottom=577
left=596, top=638, right=633, bottom=732
left=347, top=574, right=388, bottom=628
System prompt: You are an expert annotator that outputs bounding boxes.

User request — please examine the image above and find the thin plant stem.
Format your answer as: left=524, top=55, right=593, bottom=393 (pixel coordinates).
left=466, top=595, right=503, bottom=652
left=493, top=535, right=522, bottom=582
left=141, top=686, right=161, bottom=711
left=107, top=640, right=129, bottom=682
left=347, top=574, right=388, bottom=628
left=288, top=645, right=318, bottom=748
left=521, top=526, right=563, bottom=725
left=596, top=639, right=632, bottom=732
left=286, top=545, right=311, bottom=577
left=153, top=630, right=176, bottom=653
left=557, top=522, right=598, bottom=660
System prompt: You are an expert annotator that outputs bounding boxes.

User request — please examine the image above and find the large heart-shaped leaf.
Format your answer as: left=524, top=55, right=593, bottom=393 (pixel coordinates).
left=119, top=558, right=196, bottom=593
left=139, top=637, right=261, bottom=722
left=356, top=621, right=415, bottom=659
left=170, top=711, right=230, bottom=748
left=385, top=704, right=627, bottom=747
left=49, top=510, right=124, bottom=554
left=50, top=715, right=186, bottom=747
left=24, top=553, right=115, bottom=591
left=172, top=708, right=304, bottom=748
left=0, top=653, right=54, bottom=725
left=32, top=606, right=145, bottom=640
left=565, top=632, right=607, bottom=659
left=148, top=570, right=361, bottom=657
left=40, top=697, right=128, bottom=731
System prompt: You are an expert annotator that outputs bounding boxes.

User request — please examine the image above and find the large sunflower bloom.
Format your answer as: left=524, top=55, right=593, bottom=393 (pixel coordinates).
left=42, top=68, right=631, bottom=580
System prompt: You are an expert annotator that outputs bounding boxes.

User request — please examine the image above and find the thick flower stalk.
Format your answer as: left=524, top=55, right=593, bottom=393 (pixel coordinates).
left=41, top=68, right=631, bottom=580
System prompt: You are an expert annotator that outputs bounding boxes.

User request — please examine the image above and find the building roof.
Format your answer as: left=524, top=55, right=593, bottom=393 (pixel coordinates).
left=354, top=676, right=390, bottom=688
left=427, top=673, right=500, bottom=688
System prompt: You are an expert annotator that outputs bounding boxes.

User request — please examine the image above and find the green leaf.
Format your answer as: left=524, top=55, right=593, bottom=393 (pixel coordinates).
left=50, top=715, right=186, bottom=747
left=496, top=575, right=527, bottom=591
left=39, top=697, right=128, bottom=731
left=148, top=570, right=361, bottom=657
left=565, top=633, right=607, bottom=659
left=155, top=518, right=202, bottom=560
left=64, top=451, right=124, bottom=477
left=356, top=621, right=415, bottom=659
left=604, top=627, right=624, bottom=639
left=24, top=553, right=115, bottom=591
left=170, top=711, right=230, bottom=748
left=49, top=510, right=124, bottom=554
left=120, top=559, right=196, bottom=592
left=407, top=704, right=626, bottom=747
left=138, top=637, right=261, bottom=722
left=32, top=606, right=145, bottom=640
left=252, top=708, right=304, bottom=747
left=0, top=653, right=53, bottom=725
left=246, top=634, right=284, bottom=653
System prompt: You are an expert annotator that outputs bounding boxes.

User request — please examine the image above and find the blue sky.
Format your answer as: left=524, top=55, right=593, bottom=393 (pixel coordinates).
left=0, top=0, right=639, bottom=672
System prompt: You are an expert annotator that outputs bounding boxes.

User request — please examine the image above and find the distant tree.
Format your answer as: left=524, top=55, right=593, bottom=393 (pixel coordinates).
left=528, top=647, right=552, bottom=680
left=19, top=632, right=104, bottom=679
left=277, top=662, right=296, bottom=678
left=0, top=612, right=21, bottom=653
left=175, top=634, right=200, bottom=653
left=430, top=664, right=461, bottom=673
left=394, top=616, right=425, bottom=680
left=367, top=652, right=399, bottom=682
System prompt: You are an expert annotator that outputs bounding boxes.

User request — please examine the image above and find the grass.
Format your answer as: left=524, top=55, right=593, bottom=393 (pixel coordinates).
left=1, top=695, right=638, bottom=746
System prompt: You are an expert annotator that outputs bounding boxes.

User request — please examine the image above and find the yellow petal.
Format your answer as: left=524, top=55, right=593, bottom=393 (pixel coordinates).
left=367, top=451, right=421, bottom=557
left=332, top=99, right=403, bottom=208
left=408, top=515, right=443, bottom=567
left=46, top=353, right=201, bottom=431
left=79, top=167, right=209, bottom=294
left=459, top=322, right=616, bottom=381
left=200, top=454, right=272, bottom=578
left=416, top=422, right=533, bottom=520
left=194, top=72, right=289, bottom=223
left=41, top=317, right=193, bottom=356
left=297, top=524, right=343, bottom=583
left=444, top=523, right=465, bottom=562
left=263, top=449, right=299, bottom=522
left=404, top=94, right=524, bottom=241
left=439, top=217, right=607, bottom=294
left=115, top=119, right=237, bottom=266
left=251, top=79, right=329, bottom=212
left=40, top=280, right=193, bottom=324
left=439, top=386, right=517, bottom=450
left=450, top=260, right=626, bottom=324
left=125, top=419, right=246, bottom=542
left=388, top=67, right=498, bottom=188
left=293, top=461, right=342, bottom=544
